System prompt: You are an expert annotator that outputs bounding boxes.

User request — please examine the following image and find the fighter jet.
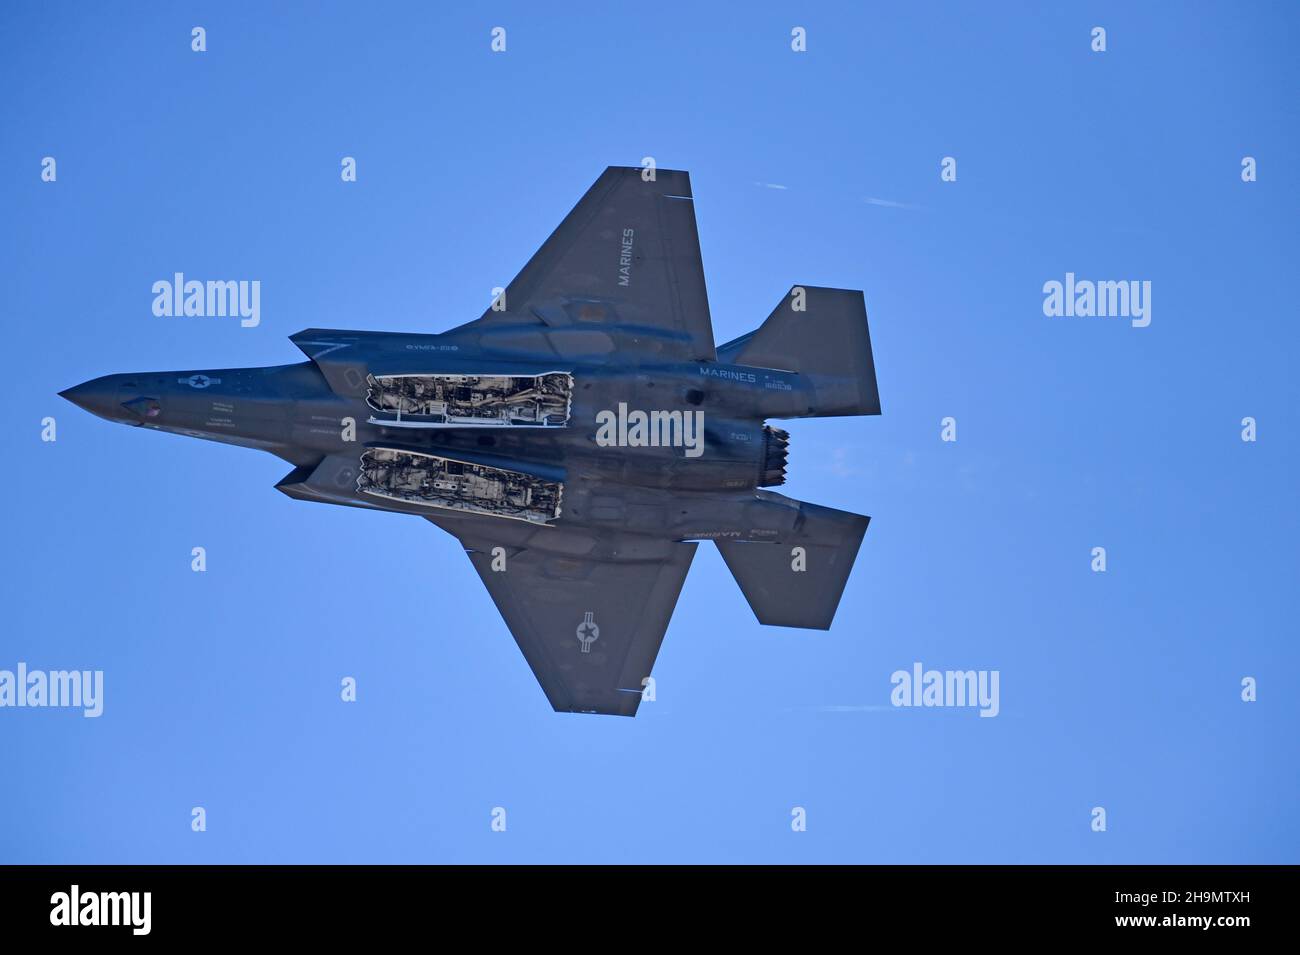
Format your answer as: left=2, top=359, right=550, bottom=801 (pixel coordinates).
left=60, top=166, right=881, bottom=716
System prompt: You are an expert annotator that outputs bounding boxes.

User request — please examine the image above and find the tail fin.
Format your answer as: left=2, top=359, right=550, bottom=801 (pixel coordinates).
left=716, top=502, right=869, bottom=630
left=717, top=286, right=881, bottom=417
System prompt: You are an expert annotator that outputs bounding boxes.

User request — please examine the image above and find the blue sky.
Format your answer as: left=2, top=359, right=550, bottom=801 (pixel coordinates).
left=1, top=1, right=1296, bottom=863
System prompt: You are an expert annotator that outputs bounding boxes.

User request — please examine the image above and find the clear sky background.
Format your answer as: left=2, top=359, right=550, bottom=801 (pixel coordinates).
left=1, top=2, right=1296, bottom=863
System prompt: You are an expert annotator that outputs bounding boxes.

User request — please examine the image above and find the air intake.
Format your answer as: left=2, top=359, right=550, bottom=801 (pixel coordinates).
left=759, top=425, right=789, bottom=487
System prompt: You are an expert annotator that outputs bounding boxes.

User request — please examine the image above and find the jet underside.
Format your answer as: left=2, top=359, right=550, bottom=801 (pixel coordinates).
left=62, top=166, right=881, bottom=716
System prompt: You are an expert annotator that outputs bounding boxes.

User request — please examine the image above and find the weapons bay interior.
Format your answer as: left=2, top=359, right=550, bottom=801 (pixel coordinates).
left=365, top=372, right=572, bottom=427
left=357, top=448, right=563, bottom=524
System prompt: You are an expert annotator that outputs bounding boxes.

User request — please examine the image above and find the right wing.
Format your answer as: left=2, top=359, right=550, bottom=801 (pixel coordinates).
left=456, top=166, right=717, bottom=361
left=430, top=517, right=697, bottom=716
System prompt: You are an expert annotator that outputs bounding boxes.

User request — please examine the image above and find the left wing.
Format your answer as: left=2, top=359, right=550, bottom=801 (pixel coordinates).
left=431, top=518, right=697, bottom=716
left=456, top=166, right=717, bottom=361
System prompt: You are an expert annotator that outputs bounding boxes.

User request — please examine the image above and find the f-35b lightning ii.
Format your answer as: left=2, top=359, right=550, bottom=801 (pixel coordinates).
left=61, top=167, right=881, bottom=716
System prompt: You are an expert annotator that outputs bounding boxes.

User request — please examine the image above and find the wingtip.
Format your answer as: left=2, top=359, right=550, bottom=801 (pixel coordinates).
left=603, top=165, right=692, bottom=195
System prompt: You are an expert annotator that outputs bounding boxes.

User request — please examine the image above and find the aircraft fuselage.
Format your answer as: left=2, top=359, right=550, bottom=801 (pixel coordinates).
left=61, top=328, right=821, bottom=544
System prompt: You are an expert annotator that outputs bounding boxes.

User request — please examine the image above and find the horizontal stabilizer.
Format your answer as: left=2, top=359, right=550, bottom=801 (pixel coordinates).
left=717, top=286, right=880, bottom=417
left=716, top=503, right=868, bottom=629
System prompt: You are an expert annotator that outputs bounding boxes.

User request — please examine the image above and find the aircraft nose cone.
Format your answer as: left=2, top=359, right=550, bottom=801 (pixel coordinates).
left=59, top=375, right=123, bottom=421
